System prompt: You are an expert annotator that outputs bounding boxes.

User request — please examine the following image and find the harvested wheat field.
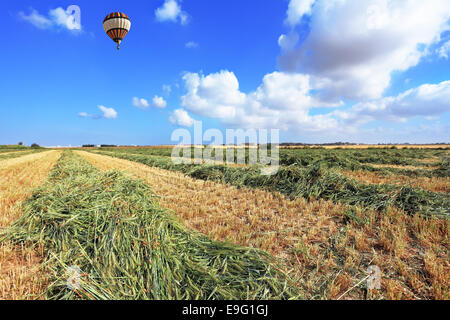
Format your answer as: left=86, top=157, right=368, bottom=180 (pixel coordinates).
left=342, top=170, right=450, bottom=193
left=0, top=150, right=61, bottom=299
left=76, top=150, right=449, bottom=300
left=0, top=146, right=448, bottom=301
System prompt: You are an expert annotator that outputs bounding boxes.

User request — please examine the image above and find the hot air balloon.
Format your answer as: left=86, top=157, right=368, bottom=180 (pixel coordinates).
left=103, top=12, right=131, bottom=50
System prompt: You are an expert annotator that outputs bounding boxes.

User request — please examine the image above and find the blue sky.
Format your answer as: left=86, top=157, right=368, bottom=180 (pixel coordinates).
left=1, top=0, right=450, bottom=146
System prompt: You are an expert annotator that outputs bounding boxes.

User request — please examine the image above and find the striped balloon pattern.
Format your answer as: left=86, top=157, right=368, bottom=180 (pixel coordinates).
left=103, top=12, right=131, bottom=50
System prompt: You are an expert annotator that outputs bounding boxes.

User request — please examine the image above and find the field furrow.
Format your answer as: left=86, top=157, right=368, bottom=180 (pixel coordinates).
left=0, top=150, right=61, bottom=299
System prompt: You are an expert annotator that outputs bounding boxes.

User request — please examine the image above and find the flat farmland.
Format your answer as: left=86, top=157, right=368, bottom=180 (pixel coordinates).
left=0, top=146, right=448, bottom=300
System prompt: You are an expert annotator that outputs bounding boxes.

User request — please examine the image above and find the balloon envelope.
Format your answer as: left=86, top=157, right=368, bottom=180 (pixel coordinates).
left=103, top=12, right=131, bottom=49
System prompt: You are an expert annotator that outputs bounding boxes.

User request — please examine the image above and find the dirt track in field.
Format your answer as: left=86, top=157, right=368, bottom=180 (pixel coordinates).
left=0, top=150, right=61, bottom=300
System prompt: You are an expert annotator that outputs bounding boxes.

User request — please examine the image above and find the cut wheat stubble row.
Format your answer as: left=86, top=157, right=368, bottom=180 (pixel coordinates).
left=0, top=150, right=62, bottom=300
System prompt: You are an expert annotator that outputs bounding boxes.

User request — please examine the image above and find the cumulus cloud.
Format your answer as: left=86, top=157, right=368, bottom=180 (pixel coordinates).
left=99, top=106, right=118, bottom=119
left=285, top=0, right=316, bottom=27
left=133, top=96, right=167, bottom=108
left=79, top=106, right=117, bottom=119
left=155, top=0, right=189, bottom=25
left=334, top=80, right=450, bottom=125
left=133, top=97, right=150, bottom=108
left=169, top=109, right=195, bottom=127
left=19, top=7, right=81, bottom=31
left=278, top=33, right=299, bottom=51
left=278, top=0, right=450, bottom=101
left=179, top=68, right=450, bottom=136
left=49, top=7, right=81, bottom=30
left=437, top=40, right=450, bottom=59
left=173, top=1, right=450, bottom=138
left=180, top=70, right=340, bottom=130
left=152, top=96, right=167, bottom=108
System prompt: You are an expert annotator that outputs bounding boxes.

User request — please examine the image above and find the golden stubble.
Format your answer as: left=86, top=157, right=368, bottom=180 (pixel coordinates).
left=77, top=151, right=449, bottom=300
left=342, top=170, right=450, bottom=193
left=0, top=151, right=54, bottom=170
left=0, top=150, right=61, bottom=300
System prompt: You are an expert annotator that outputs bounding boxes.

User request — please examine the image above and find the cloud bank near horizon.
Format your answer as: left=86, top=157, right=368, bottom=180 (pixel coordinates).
left=172, top=0, right=450, bottom=141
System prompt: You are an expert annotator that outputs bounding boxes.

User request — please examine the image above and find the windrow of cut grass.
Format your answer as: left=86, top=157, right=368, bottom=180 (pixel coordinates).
left=96, top=147, right=449, bottom=178
left=91, top=150, right=450, bottom=217
left=281, top=151, right=449, bottom=178
left=281, top=148, right=447, bottom=166
left=0, top=151, right=299, bottom=300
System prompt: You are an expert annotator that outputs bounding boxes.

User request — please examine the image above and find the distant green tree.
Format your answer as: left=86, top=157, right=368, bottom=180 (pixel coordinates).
left=31, top=143, right=40, bottom=149
left=18, top=142, right=23, bottom=146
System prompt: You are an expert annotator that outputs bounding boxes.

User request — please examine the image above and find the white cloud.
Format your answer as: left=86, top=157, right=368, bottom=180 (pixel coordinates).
left=133, top=97, right=150, bottom=109
left=155, top=0, right=189, bottom=25
left=78, top=112, right=90, bottom=118
left=19, top=7, right=81, bottom=31
left=180, top=70, right=340, bottom=130
left=279, top=0, right=450, bottom=101
left=49, top=7, right=81, bottom=31
left=335, top=80, right=450, bottom=125
left=18, top=9, right=52, bottom=29
left=78, top=105, right=117, bottom=120
left=152, top=96, right=167, bottom=108
left=179, top=68, right=450, bottom=135
left=98, top=106, right=118, bottom=119
left=285, top=0, right=316, bottom=27
left=278, top=33, right=299, bottom=51
left=168, top=1, right=450, bottom=142
left=169, top=109, right=195, bottom=127
left=185, top=41, right=199, bottom=48
left=437, top=40, right=450, bottom=59
left=133, top=96, right=167, bottom=108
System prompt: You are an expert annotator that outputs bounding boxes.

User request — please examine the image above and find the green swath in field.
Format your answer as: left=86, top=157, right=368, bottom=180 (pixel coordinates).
left=0, top=151, right=299, bottom=300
